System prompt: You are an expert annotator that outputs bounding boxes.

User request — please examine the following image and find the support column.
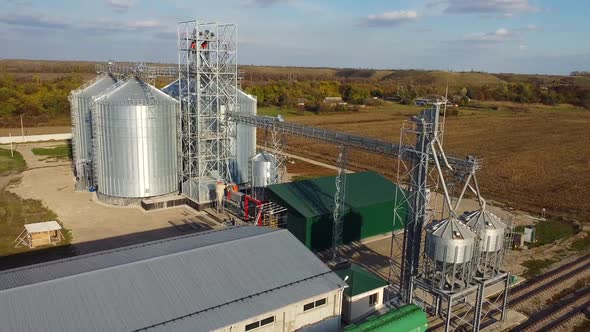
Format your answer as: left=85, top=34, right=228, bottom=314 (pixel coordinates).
left=501, top=272, right=511, bottom=322
left=445, top=296, right=453, bottom=332
left=473, top=281, right=485, bottom=332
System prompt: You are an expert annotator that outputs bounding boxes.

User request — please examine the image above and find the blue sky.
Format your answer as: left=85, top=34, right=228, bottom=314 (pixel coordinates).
left=0, top=0, right=588, bottom=74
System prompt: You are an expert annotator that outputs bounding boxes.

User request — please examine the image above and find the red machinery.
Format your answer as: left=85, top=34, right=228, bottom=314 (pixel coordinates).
left=244, top=195, right=263, bottom=226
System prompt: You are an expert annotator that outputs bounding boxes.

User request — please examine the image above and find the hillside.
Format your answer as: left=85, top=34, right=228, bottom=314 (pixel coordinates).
left=0, top=59, right=588, bottom=129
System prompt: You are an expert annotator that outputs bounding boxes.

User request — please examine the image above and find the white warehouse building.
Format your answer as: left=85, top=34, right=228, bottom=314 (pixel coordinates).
left=0, top=227, right=346, bottom=332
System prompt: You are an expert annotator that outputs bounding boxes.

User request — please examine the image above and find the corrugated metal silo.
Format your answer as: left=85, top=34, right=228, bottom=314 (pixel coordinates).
left=69, top=74, right=117, bottom=189
left=426, top=218, right=476, bottom=265
left=252, top=152, right=278, bottom=188
left=232, top=90, right=257, bottom=184
left=93, top=77, right=179, bottom=203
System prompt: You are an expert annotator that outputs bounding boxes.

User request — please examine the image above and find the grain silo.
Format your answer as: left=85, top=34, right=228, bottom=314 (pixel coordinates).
left=92, top=77, right=179, bottom=205
left=231, top=90, right=257, bottom=184
left=69, top=74, right=117, bottom=189
left=461, top=209, right=508, bottom=278
left=423, top=218, right=476, bottom=292
left=252, top=151, right=278, bottom=188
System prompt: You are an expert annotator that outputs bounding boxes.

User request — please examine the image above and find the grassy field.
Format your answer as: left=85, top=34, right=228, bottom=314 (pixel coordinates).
left=32, top=145, right=72, bottom=161
left=0, top=148, right=26, bottom=175
left=533, top=219, right=579, bottom=246
left=273, top=102, right=590, bottom=223
left=0, top=147, right=71, bottom=258
left=0, top=191, right=72, bottom=257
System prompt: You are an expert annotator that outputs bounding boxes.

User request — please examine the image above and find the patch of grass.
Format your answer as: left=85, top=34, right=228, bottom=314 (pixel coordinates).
left=521, top=259, right=557, bottom=278
left=571, top=234, right=590, bottom=251
left=31, top=145, right=72, bottom=160
left=0, top=191, right=72, bottom=257
left=533, top=219, right=578, bottom=246
left=0, top=148, right=26, bottom=175
left=258, top=106, right=309, bottom=117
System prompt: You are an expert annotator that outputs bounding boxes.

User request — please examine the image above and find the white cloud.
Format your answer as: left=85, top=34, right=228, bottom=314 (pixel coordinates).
left=363, top=10, right=418, bottom=28
left=434, top=0, right=538, bottom=16
left=106, top=0, right=136, bottom=13
left=242, top=0, right=289, bottom=7
left=463, top=27, right=514, bottom=42
left=460, top=25, right=538, bottom=44
left=519, top=44, right=528, bottom=51
left=126, top=20, right=162, bottom=29
left=0, top=13, right=67, bottom=29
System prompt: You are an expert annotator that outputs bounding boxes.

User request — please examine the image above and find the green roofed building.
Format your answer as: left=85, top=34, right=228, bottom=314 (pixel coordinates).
left=335, top=264, right=389, bottom=322
left=267, top=171, right=407, bottom=251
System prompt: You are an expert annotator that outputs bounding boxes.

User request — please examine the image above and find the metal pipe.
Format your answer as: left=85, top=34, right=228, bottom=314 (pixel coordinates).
left=453, top=172, right=473, bottom=212
left=473, top=174, right=486, bottom=210
left=431, top=142, right=455, bottom=217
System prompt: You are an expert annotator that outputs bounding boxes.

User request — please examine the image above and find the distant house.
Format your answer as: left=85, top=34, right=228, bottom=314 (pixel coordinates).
left=414, top=94, right=448, bottom=106
left=414, top=98, right=429, bottom=106
left=296, top=98, right=308, bottom=107
left=323, top=96, right=347, bottom=106
left=335, top=264, right=388, bottom=323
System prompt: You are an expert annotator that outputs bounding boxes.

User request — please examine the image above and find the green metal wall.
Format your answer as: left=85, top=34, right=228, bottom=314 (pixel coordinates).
left=268, top=189, right=407, bottom=251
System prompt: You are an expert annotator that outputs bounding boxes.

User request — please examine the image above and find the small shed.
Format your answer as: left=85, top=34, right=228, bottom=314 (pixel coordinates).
left=323, top=97, right=347, bottom=105
left=336, top=264, right=388, bottom=322
left=14, top=221, right=64, bottom=248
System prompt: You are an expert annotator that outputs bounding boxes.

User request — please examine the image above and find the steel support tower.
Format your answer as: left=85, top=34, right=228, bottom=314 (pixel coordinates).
left=332, top=145, right=348, bottom=260
left=178, top=21, right=238, bottom=203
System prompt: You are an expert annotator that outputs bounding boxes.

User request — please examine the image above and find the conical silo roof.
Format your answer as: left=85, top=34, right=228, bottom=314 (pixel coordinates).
left=462, top=209, right=506, bottom=232
left=429, top=217, right=476, bottom=240
left=74, top=74, right=117, bottom=97
left=95, top=77, right=179, bottom=105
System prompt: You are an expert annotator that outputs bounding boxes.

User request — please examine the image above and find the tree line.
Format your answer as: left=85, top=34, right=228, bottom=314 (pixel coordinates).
left=0, top=74, right=83, bottom=126
left=244, top=80, right=590, bottom=110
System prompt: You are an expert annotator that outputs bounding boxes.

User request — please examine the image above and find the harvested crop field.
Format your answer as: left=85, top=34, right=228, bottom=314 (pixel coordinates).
left=272, top=105, right=590, bottom=222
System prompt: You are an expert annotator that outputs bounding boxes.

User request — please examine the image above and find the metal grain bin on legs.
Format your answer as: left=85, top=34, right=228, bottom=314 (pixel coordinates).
left=92, top=77, right=180, bottom=204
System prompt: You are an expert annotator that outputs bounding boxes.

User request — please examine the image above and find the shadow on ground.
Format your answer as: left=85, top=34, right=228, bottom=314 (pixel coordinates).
left=0, top=223, right=211, bottom=271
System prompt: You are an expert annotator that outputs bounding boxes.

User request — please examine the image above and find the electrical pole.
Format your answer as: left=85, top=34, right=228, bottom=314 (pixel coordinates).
left=20, top=115, right=24, bottom=141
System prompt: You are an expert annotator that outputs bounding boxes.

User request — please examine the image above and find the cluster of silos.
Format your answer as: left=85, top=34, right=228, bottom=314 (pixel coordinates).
left=423, top=209, right=509, bottom=292
left=70, top=76, right=180, bottom=205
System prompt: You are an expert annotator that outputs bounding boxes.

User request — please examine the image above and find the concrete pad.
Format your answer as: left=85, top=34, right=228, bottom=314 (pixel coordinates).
left=5, top=143, right=222, bottom=255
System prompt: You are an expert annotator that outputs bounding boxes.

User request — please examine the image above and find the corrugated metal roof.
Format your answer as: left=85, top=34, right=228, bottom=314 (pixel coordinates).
left=0, top=226, right=344, bottom=332
left=73, top=73, right=117, bottom=97
left=429, top=218, right=476, bottom=240
left=95, top=77, right=178, bottom=104
left=267, top=171, right=406, bottom=218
